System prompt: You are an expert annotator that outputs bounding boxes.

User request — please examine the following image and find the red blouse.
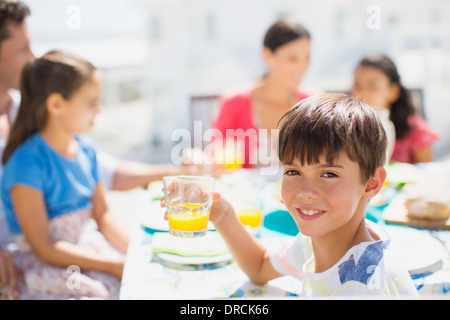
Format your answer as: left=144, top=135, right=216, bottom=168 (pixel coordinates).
left=391, top=115, right=440, bottom=163
left=212, top=87, right=312, bottom=168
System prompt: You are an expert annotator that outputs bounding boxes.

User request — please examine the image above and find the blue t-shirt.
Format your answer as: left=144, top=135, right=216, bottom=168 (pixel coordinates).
left=1, top=133, right=99, bottom=234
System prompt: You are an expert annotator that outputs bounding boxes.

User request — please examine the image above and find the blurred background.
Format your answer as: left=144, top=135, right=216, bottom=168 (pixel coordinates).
left=23, top=0, right=450, bottom=164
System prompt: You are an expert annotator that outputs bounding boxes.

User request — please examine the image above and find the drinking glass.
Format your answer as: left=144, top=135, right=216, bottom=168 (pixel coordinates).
left=163, top=175, right=215, bottom=238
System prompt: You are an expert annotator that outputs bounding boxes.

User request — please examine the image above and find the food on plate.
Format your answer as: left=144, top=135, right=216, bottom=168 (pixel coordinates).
left=403, top=175, right=450, bottom=222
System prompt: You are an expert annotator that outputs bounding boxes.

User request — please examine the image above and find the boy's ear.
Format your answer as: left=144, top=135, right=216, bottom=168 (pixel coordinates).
left=363, top=166, right=387, bottom=199
left=46, top=93, right=65, bottom=115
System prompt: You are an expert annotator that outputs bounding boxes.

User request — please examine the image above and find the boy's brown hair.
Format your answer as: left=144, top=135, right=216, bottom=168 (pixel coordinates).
left=278, top=93, right=387, bottom=183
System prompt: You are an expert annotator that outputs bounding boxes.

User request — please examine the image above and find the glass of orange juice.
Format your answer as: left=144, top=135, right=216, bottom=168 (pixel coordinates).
left=214, top=138, right=244, bottom=172
left=237, top=207, right=263, bottom=229
left=163, top=175, right=215, bottom=238
left=235, top=195, right=263, bottom=235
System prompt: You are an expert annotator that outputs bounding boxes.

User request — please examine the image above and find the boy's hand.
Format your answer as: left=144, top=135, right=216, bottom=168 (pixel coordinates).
left=209, top=192, right=236, bottom=226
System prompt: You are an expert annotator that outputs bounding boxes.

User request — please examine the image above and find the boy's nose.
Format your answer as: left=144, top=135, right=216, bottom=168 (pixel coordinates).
left=296, top=185, right=318, bottom=200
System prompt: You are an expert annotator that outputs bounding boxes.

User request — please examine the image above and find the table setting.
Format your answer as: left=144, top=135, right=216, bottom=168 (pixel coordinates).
left=119, top=161, right=450, bottom=299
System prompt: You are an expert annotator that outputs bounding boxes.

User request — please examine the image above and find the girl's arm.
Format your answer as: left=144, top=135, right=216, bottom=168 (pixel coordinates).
left=90, top=182, right=130, bottom=253
left=209, top=193, right=282, bottom=285
left=413, top=146, right=434, bottom=163
left=10, top=185, right=125, bottom=278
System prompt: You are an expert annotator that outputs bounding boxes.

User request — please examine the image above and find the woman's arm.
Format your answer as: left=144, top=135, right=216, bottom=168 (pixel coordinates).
left=10, top=185, right=125, bottom=279
left=413, top=146, right=434, bottom=163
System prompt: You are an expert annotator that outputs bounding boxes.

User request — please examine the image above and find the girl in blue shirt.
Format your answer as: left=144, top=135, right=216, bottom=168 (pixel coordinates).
left=1, top=51, right=129, bottom=299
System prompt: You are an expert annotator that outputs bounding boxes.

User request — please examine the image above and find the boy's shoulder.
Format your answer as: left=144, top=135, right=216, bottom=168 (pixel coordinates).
left=337, top=222, right=395, bottom=283
left=338, top=240, right=389, bottom=285
left=336, top=239, right=418, bottom=296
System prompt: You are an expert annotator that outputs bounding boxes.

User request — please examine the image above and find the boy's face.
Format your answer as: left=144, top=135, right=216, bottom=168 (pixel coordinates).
left=281, top=152, right=371, bottom=239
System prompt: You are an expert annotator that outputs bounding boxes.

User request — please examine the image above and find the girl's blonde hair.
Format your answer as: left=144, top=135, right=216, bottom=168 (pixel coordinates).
left=2, top=50, right=96, bottom=165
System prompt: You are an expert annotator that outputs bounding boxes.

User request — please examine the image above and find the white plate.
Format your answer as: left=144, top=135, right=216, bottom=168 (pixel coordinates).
left=139, top=201, right=215, bottom=232
left=385, top=225, right=447, bottom=276
left=153, top=252, right=233, bottom=270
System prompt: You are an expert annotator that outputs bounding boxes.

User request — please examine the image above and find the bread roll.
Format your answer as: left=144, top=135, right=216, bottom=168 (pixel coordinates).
left=403, top=175, right=450, bottom=221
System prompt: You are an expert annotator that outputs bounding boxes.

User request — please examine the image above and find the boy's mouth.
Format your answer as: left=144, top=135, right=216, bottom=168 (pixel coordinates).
left=295, top=207, right=326, bottom=220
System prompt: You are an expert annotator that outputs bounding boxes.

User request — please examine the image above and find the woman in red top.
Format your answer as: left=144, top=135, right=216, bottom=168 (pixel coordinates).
left=351, top=54, right=439, bottom=164
left=212, top=18, right=313, bottom=169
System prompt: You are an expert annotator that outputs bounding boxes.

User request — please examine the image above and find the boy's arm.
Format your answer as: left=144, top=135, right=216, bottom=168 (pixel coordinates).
left=210, top=193, right=282, bottom=285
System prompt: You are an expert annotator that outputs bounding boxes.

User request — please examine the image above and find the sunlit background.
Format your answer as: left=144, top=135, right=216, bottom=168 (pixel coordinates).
left=23, top=0, right=450, bottom=164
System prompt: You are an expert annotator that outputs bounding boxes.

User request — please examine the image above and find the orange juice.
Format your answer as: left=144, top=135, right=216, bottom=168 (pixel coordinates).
left=237, top=208, right=262, bottom=228
left=214, top=138, right=243, bottom=171
left=224, top=155, right=243, bottom=171
left=224, top=144, right=243, bottom=171
left=163, top=175, right=215, bottom=238
left=168, top=211, right=210, bottom=231
left=168, top=203, right=210, bottom=235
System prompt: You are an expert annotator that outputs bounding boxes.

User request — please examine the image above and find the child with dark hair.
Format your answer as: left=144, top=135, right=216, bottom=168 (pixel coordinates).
left=2, top=51, right=129, bottom=299
left=204, top=93, right=418, bottom=297
left=351, top=54, right=439, bottom=163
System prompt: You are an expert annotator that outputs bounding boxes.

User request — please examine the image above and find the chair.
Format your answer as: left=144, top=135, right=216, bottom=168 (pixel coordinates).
left=189, top=95, right=219, bottom=148
left=408, top=88, right=426, bottom=119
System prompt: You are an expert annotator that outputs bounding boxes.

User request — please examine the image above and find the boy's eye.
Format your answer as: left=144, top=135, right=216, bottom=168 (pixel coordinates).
left=284, top=169, right=299, bottom=176
left=322, top=172, right=338, bottom=178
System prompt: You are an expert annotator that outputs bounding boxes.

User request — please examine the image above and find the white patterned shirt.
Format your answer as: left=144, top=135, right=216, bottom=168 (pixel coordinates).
left=270, top=221, right=419, bottom=297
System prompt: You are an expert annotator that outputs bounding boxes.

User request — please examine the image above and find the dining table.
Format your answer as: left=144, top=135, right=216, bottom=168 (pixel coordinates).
left=118, top=161, right=450, bottom=300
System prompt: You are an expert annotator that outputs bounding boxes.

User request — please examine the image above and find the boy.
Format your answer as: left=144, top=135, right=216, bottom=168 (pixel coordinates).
left=209, top=93, right=418, bottom=297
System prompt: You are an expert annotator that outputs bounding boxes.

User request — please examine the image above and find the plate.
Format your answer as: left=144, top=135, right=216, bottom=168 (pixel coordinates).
left=151, top=231, right=232, bottom=270
left=384, top=225, right=447, bottom=276
left=382, top=193, right=450, bottom=230
left=263, top=210, right=298, bottom=236
left=139, top=201, right=215, bottom=232
left=152, top=252, right=233, bottom=270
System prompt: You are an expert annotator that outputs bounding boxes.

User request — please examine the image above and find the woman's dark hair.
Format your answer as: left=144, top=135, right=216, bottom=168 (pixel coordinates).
left=2, top=50, right=97, bottom=165
left=0, top=0, right=30, bottom=46
left=263, top=18, right=311, bottom=52
left=356, top=54, right=414, bottom=139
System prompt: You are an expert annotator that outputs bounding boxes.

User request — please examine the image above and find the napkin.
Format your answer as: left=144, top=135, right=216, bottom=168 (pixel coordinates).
left=385, top=162, right=424, bottom=188
left=147, top=180, right=164, bottom=200
left=152, top=232, right=230, bottom=257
